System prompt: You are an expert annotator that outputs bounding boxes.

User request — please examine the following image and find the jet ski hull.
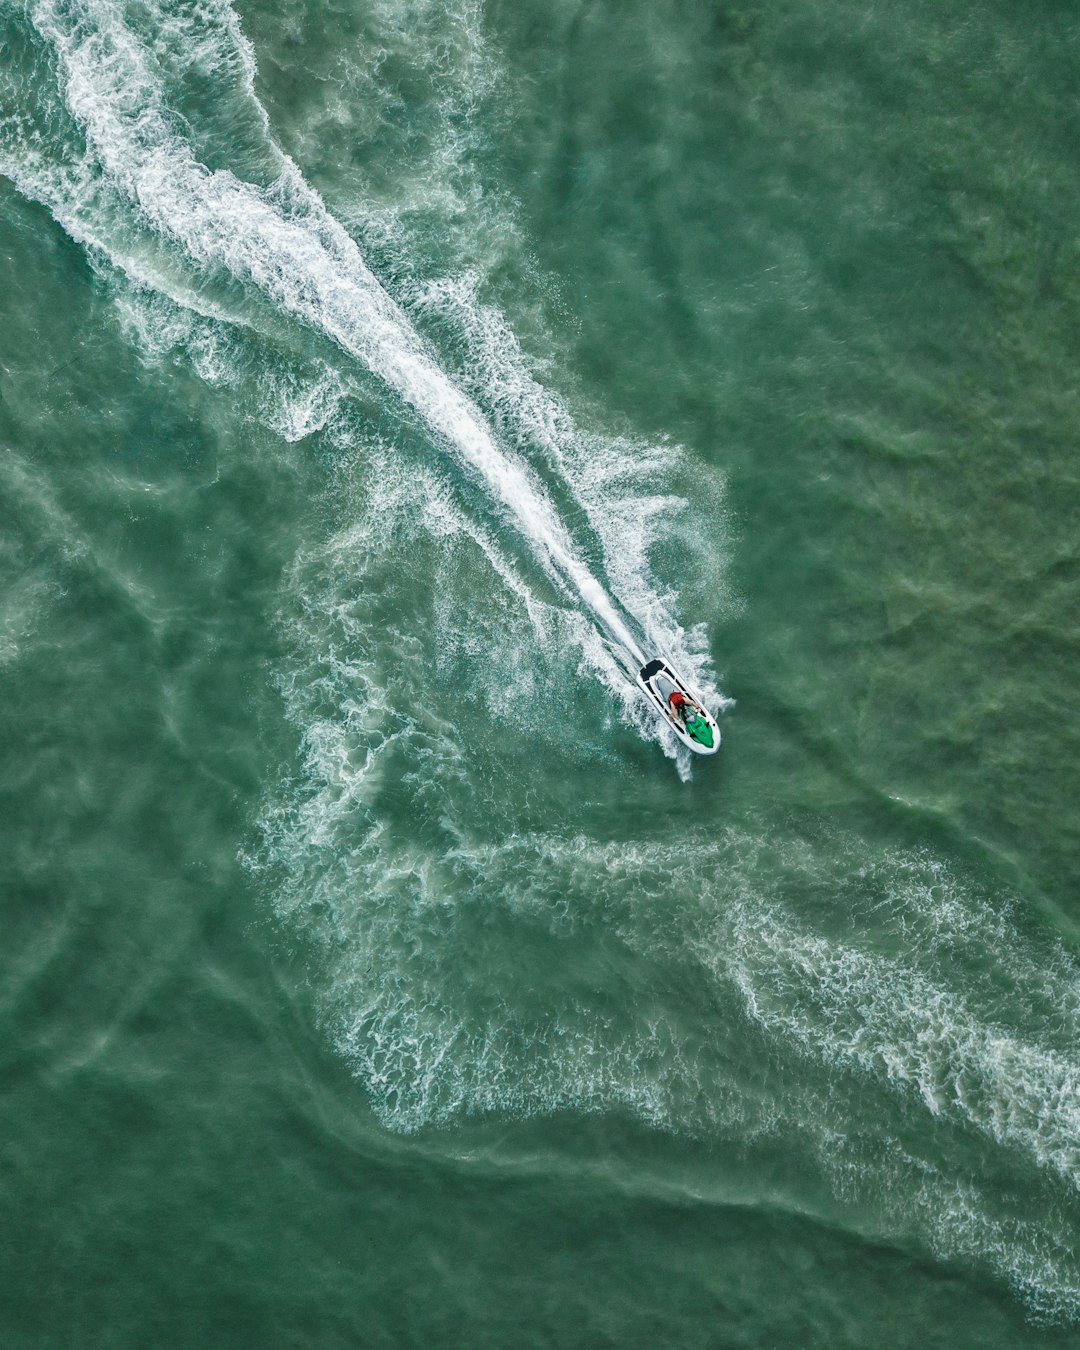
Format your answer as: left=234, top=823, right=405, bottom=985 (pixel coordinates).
left=636, top=658, right=721, bottom=755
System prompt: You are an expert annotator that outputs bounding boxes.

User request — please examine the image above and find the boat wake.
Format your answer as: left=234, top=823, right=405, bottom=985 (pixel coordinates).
left=1, top=0, right=731, bottom=762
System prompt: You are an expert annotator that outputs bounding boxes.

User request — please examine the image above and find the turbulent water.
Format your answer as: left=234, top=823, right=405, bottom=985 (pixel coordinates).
left=3, top=0, right=1080, bottom=1344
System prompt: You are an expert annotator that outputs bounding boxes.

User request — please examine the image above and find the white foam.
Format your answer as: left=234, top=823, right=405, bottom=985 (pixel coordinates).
left=0, top=573, right=59, bottom=666
left=249, top=701, right=1080, bottom=1316
left=408, top=271, right=737, bottom=709
left=712, top=897, right=1080, bottom=1184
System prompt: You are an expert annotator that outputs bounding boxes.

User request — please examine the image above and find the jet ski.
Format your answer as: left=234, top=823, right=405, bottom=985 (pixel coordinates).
left=636, top=657, right=721, bottom=755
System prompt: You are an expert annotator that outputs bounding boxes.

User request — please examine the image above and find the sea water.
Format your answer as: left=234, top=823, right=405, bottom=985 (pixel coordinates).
left=2, top=0, right=1080, bottom=1344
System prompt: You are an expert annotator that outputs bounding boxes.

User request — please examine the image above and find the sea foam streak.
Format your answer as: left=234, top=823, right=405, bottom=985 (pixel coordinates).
left=24, top=0, right=649, bottom=677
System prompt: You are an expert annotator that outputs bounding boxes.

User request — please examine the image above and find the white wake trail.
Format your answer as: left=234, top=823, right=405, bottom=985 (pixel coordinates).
left=31, top=0, right=646, bottom=669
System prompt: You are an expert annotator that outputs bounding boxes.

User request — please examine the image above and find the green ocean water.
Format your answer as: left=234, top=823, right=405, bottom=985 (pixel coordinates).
left=3, top=0, right=1080, bottom=1343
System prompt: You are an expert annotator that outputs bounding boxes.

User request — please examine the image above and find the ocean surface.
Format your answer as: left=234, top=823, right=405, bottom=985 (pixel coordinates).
left=2, top=0, right=1080, bottom=1344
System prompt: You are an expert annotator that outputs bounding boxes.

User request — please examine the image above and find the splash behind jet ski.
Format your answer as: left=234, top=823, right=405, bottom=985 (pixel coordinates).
left=636, top=658, right=721, bottom=755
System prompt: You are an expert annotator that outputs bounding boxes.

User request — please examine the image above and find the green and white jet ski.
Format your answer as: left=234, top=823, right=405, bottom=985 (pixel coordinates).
left=636, top=658, right=720, bottom=755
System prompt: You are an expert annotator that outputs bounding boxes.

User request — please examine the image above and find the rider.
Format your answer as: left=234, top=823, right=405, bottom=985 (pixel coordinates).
left=669, top=690, right=691, bottom=720
left=668, top=690, right=712, bottom=746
